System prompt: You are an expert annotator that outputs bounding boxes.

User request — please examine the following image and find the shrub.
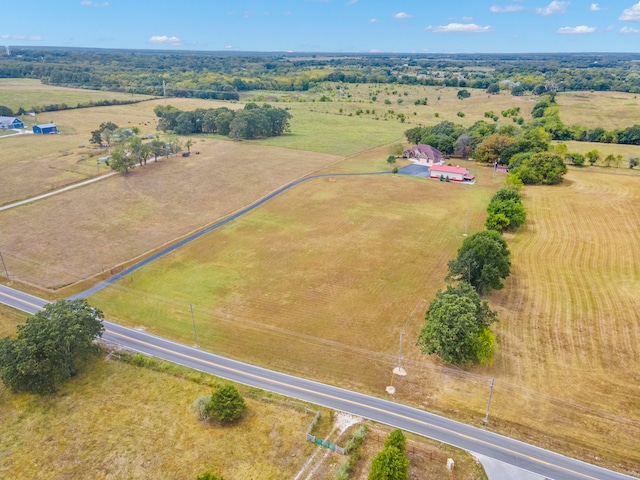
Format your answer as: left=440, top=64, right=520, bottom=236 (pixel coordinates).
left=192, top=395, right=212, bottom=421
left=206, top=385, right=247, bottom=424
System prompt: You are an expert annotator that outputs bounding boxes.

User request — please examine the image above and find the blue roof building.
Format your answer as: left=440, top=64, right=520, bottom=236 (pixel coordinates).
left=0, top=116, right=25, bottom=129
left=32, top=123, right=59, bottom=134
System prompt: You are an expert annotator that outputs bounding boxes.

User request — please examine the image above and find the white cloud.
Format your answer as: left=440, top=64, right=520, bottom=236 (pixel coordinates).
left=225, top=45, right=234, bottom=49
left=557, top=25, right=597, bottom=33
left=369, top=49, right=382, bottom=53
left=394, top=12, right=412, bottom=19
left=80, top=0, right=109, bottom=6
left=590, top=3, right=603, bottom=11
left=536, top=1, right=569, bottom=16
left=347, top=0, right=358, bottom=4
left=148, top=36, right=182, bottom=46
left=0, top=33, right=42, bottom=41
left=620, top=26, right=640, bottom=32
left=490, top=4, right=526, bottom=12
left=462, top=16, right=474, bottom=22
left=429, top=23, right=495, bottom=33
left=369, top=18, right=378, bottom=23
left=620, top=2, right=640, bottom=21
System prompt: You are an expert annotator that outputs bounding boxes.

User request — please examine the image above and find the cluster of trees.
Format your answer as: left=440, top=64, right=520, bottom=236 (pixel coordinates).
left=368, top=430, right=409, bottom=480
left=417, top=230, right=511, bottom=365
left=485, top=185, right=526, bottom=233
left=508, top=151, right=567, bottom=185
left=0, top=299, right=104, bottom=395
left=154, top=103, right=291, bottom=140
left=90, top=121, right=181, bottom=173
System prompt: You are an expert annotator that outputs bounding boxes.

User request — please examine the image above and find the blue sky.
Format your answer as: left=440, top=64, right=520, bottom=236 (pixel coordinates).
left=2, top=1, right=640, bottom=53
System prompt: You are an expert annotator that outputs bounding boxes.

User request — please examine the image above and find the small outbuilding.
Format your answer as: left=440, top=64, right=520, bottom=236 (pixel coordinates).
left=0, top=116, right=25, bottom=129
left=430, top=165, right=475, bottom=182
left=32, top=123, right=59, bottom=134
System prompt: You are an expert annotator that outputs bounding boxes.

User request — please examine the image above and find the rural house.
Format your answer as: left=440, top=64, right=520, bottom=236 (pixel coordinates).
left=403, top=144, right=444, bottom=165
left=32, top=123, right=59, bottom=134
left=0, top=116, right=25, bottom=129
left=429, top=165, right=475, bottom=183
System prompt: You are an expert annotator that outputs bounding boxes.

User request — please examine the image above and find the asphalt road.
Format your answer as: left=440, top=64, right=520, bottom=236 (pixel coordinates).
left=0, top=283, right=636, bottom=480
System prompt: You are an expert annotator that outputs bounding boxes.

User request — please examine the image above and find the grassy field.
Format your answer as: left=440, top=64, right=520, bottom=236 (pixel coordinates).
left=558, top=140, right=640, bottom=165
left=0, top=78, right=152, bottom=112
left=0, top=139, right=341, bottom=290
left=556, top=90, right=640, bottom=130
left=86, top=163, right=640, bottom=475
left=0, top=97, right=242, bottom=206
left=0, top=308, right=485, bottom=480
left=244, top=84, right=535, bottom=130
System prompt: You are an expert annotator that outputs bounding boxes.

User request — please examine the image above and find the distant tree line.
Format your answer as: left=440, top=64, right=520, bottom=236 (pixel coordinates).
left=2, top=49, right=640, bottom=98
left=154, top=103, right=291, bottom=139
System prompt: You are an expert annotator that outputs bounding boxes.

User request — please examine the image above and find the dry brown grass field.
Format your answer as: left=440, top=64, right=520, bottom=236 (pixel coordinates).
left=556, top=91, right=640, bottom=130
left=0, top=352, right=317, bottom=479
left=0, top=308, right=485, bottom=480
left=558, top=140, right=640, bottom=165
left=0, top=97, right=242, bottom=206
left=0, top=78, right=152, bottom=113
left=0, top=139, right=341, bottom=290
left=87, top=163, right=640, bottom=475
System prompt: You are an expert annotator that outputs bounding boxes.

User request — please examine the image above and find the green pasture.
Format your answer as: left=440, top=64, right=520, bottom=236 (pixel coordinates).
left=88, top=167, right=501, bottom=391
left=0, top=78, right=153, bottom=112
left=556, top=91, right=640, bottom=130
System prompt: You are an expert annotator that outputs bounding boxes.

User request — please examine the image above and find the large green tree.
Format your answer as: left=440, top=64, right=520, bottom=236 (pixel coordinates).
left=0, top=299, right=104, bottom=395
left=416, top=282, right=497, bottom=365
left=206, top=384, right=246, bottom=424
left=509, top=152, right=567, bottom=185
left=108, top=145, right=137, bottom=174
left=447, top=230, right=511, bottom=295
left=368, top=446, right=409, bottom=480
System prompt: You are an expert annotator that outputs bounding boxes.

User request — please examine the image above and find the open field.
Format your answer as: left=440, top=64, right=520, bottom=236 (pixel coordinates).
left=0, top=353, right=316, bottom=479
left=556, top=90, right=640, bottom=130
left=558, top=140, right=640, bottom=165
left=0, top=139, right=341, bottom=290
left=87, top=164, right=640, bottom=475
left=0, top=97, right=242, bottom=206
left=245, top=84, right=536, bottom=132
left=0, top=78, right=153, bottom=112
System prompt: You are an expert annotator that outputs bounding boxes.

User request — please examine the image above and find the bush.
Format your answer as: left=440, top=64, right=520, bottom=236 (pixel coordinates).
left=192, top=395, right=212, bottom=421
left=206, top=385, right=247, bottom=424
left=196, top=472, right=225, bottom=480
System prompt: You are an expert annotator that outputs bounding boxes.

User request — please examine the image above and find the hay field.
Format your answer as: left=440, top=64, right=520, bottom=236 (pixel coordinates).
left=0, top=140, right=341, bottom=290
left=488, top=168, right=640, bottom=473
left=0, top=78, right=152, bottom=112
left=556, top=91, right=640, bottom=130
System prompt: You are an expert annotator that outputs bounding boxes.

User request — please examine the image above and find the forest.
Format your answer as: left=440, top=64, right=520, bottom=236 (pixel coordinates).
left=1, top=47, right=640, bottom=99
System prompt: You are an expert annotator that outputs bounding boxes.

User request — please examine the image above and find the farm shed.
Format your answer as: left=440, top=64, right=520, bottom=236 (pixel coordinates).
left=0, top=116, right=25, bottom=129
left=32, top=123, right=59, bottom=134
left=430, top=165, right=475, bottom=182
left=403, top=144, right=444, bottom=164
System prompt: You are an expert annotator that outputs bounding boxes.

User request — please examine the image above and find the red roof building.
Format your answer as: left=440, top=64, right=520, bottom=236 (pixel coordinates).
left=430, top=165, right=475, bottom=182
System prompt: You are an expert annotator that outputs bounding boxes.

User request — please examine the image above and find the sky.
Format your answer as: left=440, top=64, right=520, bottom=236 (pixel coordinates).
left=2, top=1, right=640, bottom=53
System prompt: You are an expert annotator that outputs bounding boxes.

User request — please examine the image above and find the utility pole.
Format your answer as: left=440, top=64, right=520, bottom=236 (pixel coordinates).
left=392, top=330, right=407, bottom=377
left=162, top=80, right=166, bottom=101
left=483, top=377, right=495, bottom=426
left=0, top=251, right=9, bottom=280
left=190, top=304, right=199, bottom=348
